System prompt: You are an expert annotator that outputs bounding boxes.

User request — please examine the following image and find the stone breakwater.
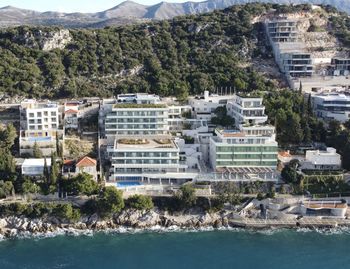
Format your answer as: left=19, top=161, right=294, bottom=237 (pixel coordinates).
left=0, top=209, right=349, bottom=239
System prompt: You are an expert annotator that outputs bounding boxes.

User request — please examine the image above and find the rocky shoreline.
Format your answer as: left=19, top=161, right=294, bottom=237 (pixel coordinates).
left=1, top=209, right=349, bottom=239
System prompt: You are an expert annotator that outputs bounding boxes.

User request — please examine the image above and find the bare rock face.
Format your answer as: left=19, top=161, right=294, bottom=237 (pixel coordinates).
left=115, top=209, right=161, bottom=228
left=40, top=29, right=72, bottom=51
left=13, top=29, right=72, bottom=51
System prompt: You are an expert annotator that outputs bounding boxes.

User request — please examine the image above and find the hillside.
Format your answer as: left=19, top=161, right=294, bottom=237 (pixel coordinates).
left=0, top=0, right=350, bottom=28
left=0, top=3, right=349, bottom=100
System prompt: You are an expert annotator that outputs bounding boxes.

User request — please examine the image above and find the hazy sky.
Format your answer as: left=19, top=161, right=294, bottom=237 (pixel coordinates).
left=1, top=0, right=205, bottom=12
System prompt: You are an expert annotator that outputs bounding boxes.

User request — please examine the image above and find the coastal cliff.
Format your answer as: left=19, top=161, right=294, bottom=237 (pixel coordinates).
left=0, top=209, right=348, bottom=239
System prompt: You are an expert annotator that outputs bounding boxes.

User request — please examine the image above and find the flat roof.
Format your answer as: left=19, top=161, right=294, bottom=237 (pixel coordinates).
left=314, top=93, right=350, bottom=101
left=22, top=158, right=51, bottom=167
left=115, top=138, right=177, bottom=150
left=216, top=167, right=275, bottom=173
left=304, top=201, right=347, bottom=209
left=113, top=103, right=167, bottom=109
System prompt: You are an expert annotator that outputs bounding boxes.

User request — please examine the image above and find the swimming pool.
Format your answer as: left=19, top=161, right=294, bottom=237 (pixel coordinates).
left=27, top=137, right=52, bottom=142
left=116, top=181, right=142, bottom=188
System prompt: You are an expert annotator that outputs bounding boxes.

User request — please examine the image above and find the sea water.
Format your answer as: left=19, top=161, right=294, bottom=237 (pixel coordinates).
left=0, top=229, right=349, bottom=269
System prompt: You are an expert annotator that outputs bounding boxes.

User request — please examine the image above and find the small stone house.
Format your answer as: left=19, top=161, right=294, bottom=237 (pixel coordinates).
left=62, top=156, right=98, bottom=181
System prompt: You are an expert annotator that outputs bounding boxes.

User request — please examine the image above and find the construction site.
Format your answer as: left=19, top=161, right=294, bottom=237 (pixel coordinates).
left=265, top=6, right=350, bottom=92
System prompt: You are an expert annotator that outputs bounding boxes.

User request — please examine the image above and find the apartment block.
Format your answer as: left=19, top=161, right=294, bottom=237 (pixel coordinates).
left=101, top=93, right=195, bottom=184
left=208, top=94, right=278, bottom=181
left=312, top=93, right=350, bottom=123
left=20, top=99, right=63, bottom=157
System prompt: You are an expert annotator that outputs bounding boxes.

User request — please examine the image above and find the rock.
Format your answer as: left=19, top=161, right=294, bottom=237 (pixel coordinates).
left=0, top=219, right=7, bottom=228
left=222, top=217, right=229, bottom=227
left=214, top=219, right=223, bottom=228
left=95, top=221, right=108, bottom=230
left=87, top=213, right=99, bottom=226
left=6, top=229, right=18, bottom=238
left=12, top=29, right=72, bottom=51
left=136, top=211, right=160, bottom=228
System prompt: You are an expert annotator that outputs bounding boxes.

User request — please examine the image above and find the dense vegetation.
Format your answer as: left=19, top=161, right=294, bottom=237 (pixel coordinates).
left=264, top=90, right=327, bottom=147
left=0, top=3, right=283, bottom=99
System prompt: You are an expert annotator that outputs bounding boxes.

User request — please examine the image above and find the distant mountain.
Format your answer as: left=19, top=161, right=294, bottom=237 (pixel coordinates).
left=0, top=0, right=349, bottom=28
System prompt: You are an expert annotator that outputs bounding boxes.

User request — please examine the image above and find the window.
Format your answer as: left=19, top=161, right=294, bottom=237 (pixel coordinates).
left=44, top=111, right=48, bottom=116
left=51, top=112, right=56, bottom=116
left=29, top=113, right=35, bottom=118
left=37, top=112, right=42, bottom=117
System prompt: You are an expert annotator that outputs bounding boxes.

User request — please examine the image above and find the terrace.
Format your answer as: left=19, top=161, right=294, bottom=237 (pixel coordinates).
left=115, top=138, right=176, bottom=150
left=113, top=103, right=167, bottom=109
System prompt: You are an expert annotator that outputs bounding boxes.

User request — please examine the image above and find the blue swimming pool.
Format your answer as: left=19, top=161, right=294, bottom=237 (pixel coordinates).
left=27, top=137, right=52, bottom=142
left=116, top=181, right=142, bottom=187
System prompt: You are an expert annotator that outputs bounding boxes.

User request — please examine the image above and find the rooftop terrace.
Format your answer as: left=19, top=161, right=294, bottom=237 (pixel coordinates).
left=115, top=138, right=177, bottom=150
left=113, top=103, right=167, bottom=109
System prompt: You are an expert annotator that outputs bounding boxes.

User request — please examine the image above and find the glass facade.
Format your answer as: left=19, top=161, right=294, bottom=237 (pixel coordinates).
left=215, top=145, right=277, bottom=167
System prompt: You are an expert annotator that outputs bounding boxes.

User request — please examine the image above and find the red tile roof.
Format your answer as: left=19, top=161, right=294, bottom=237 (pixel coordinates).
left=65, top=109, right=78, bottom=114
left=76, top=156, right=97, bottom=167
left=279, top=151, right=292, bottom=157
left=63, top=159, right=74, bottom=166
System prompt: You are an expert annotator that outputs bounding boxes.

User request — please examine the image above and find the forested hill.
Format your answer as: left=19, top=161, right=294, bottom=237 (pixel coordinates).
left=0, top=3, right=348, bottom=99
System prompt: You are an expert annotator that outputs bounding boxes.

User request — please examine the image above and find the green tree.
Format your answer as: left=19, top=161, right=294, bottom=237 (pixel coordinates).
left=0, top=148, right=16, bottom=181
left=52, top=203, right=81, bottom=222
left=43, top=157, right=49, bottom=186
left=176, top=184, right=197, bottom=209
left=0, top=123, right=17, bottom=150
left=32, top=142, right=43, bottom=158
left=98, top=187, right=124, bottom=217
left=62, top=173, right=99, bottom=196
left=22, top=179, right=40, bottom=195
left=50, top=152, right=59, bottom=185
left=0, top=180, right=14, bottom=197
left=281, top=160, right=301, bottom=185
left=216, top=182, right=242, bottom=206
left=211, top=106, right=235, bottom=127
left=126, top=194, right=154, bottom=210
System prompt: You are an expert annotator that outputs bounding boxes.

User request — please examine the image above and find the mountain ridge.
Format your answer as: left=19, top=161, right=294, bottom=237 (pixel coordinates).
left=0, top=0, right=349, bottom=28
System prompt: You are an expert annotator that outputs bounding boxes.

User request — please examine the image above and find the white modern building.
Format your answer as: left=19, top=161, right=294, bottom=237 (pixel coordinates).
left=19, top=99, right=63, bottom=157
left=207, top=94, right=278, bottom=182
left=102, top=93, right=196, bottom=184
left=167, top=104, right=192, bottom=131
left=189, top=90, right=233, bottom=121
left=302, top=147, right=341, bottom=170
left=312, top=93, right=350, bottom=123
left=21, top=158, right=51, bottom=176
left=102, top=94, right=169, bottom=143
left=227, top=94, right=268, bottom=126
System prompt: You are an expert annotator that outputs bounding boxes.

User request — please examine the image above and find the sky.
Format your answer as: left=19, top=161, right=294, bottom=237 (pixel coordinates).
left=1, top=0, right=205, bottom=13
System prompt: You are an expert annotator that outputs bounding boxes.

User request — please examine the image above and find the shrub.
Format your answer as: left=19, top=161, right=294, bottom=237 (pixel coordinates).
left=97, top=187, right=124, bottom=217
left=175, top=184, right=197, bottom=209
left=62, top=173, right=99, bottom=196
left=256, top=192, right=265, bottom=201
left=52, top=203, right=81, bottom=222
left=126, top=195, right=153, bottom=210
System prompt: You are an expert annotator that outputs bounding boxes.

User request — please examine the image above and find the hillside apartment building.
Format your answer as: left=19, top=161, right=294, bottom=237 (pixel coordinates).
left=101, top=93, right=193, bottom=185
left=19, top=99, right=64, bottom=157
left=265, top=14, right=350, bottom=92
left=312, top=92, right=350, bottom=123
left=208, top=94, right=278, bottom=182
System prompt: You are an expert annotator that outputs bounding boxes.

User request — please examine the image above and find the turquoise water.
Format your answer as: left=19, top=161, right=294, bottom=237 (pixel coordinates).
left=116, top=181, right=142, bottom=187
left=0, top=229, right=350, bottom=269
